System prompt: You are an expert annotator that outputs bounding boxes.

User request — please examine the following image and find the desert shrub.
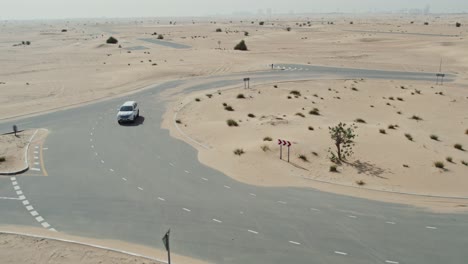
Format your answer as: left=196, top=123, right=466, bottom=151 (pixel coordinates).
left=244, top=31, right=249, bottom=36
left=227, top=119, right=239, bottom=127
left=224, top=105, right=234, bottom=111
left=456, top=22, right=461, bottom=27
left=234, top=149, right=245, bottom=155
left=295, top=113, right=305, bottom=118
left=350, top=21, right=354, bottom=25
left=175, top=119, right=182, bottom=124
left=248, top=113, right=256, bottom=118
left=206, top=94, right=212, bottom=98
left=351, top=87, right=358, bottom=91
left=234, top=40, right=248, bottom=51
left=379, top=129, right=386, bottom=134
left=446, top=157, right=453, bottom=163
left=261, top=145, right=270, bottom=152
left=397, top=111, right=402, bottom=115
left=237, top=93, right=246, bottom=99
left=263, top=136, right=273, bottom=141
left=355, top=118, right=366, bottom=124
left=424, top=22, right=429, bottom=25
left=312, top=151, right=318, bottom=156
left=454, top=144, right=464, bottom=151
left=397, top=97, right=404, bottom=101
left=157, top=34, right=164, bottom=39
left=0, top=156, right=5, bottom=162
left=388, top=125, right=396, bottom=130
left=308, top=126, right=314, bottom=131
left=287, top=96, right=292, bottom=99
left=411, top=115, right=422, bottom=121
left=434, top=161, right=444, bottom=169
left=215, top=28, right=222, bottom=32
left=462, top=161, right=468, bottom=166
left=329, top=165, right=338, bottom=172
left=299, top=155, right=308, bottom=162
left=195, top=98, right=201, bottom=102
left=356, top=180, right=365, bottom=186
left=286, top=27, right=291, bottom=31
left=273, top=85, right=278, bottom=88
left=259, top=21, right=265, bottom=25
left=405, top=133, right=413, bottom=141
left=430, top=134, right=439, bottom=141
left=415, top=89, right=421, bottom=94
left=222, top=102, right=227, bottom=107
left=465, top=129, right=468, bottom=135
left=61, top=29, right=67, bottom=32
left=290, top=90, right=301, bottom=96
left=106, top=36, right=118, bottom=44
left=309, top=108, right=320, bottom=116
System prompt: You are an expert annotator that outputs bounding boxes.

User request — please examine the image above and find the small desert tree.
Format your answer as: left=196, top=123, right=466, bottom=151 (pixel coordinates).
left=234, top=40, right=248, bottom=51
left=106, top=36, right=118, bottom=44
left=328, top=122, right=357, bottom=162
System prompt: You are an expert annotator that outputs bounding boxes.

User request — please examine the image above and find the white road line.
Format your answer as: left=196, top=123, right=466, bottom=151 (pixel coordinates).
left=169, top=163, right=174, bottom=167
left=334, top=251, right=348, bottom=256
left=386, top=221, right=396, bottom=225
left=35, top=146, right=39, bottom=149
left=138, top=187, right=143, bottom=191
left=34, top=162, right=40, bottom=165
left=348, top=215, right=357, bottom=219
left=212, top=219, right=222, bottom=223
left=157, top=197, right=165, bottom=201
left=90, top=132, right=93, bottom=136
left=30, top=211, right=39, bottom=216
left=49, top=228, right=57, bottom=232
left=224, top=185, right=231, bottom=189
left=95, top=152, right=98, bottom=156
left=0, top=197, right=20, bottom=200
left=101, top=160, right=105, bottom=164
left=18, top=195, right=26, bottom=200
left=92, top=127, right=95, bottom=130
left=183, top=208, right=191, bottom=212
left=277, top=201, right=287, bottom=204
left=248, top=230, right=259, bottom=234
left=35, top=216, right=44, bottom=222
left=10, top=177, right=16, bottom=181
left=201, top=177, right=208, bottom=181
left=42, top=148, right=48, bottom=150
left=34, top=151, right=39, bottom=154
left=310, top=208, right=320, bottom=211
left=385, top=261, right=399, bottom=264
left=34, top=156, right=39, bottom=160
left=41, top=222, right=51, bottom=228
left=14, top=186, right=20, bottom=190
left=30, top=168, right=41, bottom=171
left=16, top=190, right=23, bottom=195
left=426, top=226, right=438, bottom=230
left=25, top=205, right=34, bottom=211
left=22, top=200, right=30, bottom=205
left=121, top=177, right=127, bottom=181
left=184, top=170, right=190, bottom=173
left=91, top=145, right=94, bottom=148
left=289, top=241, right=301, bottom=245
left=249, top=193, right=256, bottom=197
left=90, top=138, right=93, bottom=142
left=109, top=169, right=114, bottom=172
left=12, top=181, right=18, bottom=185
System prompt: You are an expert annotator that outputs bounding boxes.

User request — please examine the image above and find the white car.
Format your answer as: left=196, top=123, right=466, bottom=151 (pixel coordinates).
left=117, top=101, right=139, bottom=124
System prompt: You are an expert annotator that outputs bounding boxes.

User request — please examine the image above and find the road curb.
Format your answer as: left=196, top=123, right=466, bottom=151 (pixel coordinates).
left=0, top=129, right=38, bottom=175
left=0, top=231, right=169, bottom=264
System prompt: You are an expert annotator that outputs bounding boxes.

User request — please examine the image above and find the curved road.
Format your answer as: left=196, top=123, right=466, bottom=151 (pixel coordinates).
left=0, top=65, right=466, bottom=264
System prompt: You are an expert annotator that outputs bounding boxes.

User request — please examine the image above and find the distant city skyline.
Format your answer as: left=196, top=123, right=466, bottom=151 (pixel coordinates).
left=1, top=0, right=467, bottom=20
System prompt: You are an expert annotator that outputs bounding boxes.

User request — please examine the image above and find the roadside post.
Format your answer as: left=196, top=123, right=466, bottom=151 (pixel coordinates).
left=13, top=125, right=18, bottom=136
left=162, top=229, right=171, bottom=264
left=278, top=139, right=292, bottom=162
left=243, top=77, right=250, bottom=89
left=436, top=73, right=445, bottom=85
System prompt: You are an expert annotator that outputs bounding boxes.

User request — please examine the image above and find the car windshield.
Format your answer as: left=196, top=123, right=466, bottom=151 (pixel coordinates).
left=120, top=106, right=133, bottom=111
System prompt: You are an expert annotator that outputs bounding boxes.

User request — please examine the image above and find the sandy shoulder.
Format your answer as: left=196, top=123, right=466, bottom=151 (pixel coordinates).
left=163, top=79, right=468, bottom=212
left=0, top=130, right=35, bottom=173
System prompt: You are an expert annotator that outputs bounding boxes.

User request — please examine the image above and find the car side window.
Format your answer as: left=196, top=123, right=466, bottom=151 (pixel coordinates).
left=134, top=103, right=137, bottom=109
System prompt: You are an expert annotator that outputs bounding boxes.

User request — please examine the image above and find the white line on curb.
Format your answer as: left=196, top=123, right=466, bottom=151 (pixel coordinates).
left=334, top=251, right=348, bottom=256
left=248, top=230, right=259, bottom=234
left=289, top=241, right=301, bottom=245
left=30, top=168, right=40, bottom=171
left=212, top=219, right=222, bottom=223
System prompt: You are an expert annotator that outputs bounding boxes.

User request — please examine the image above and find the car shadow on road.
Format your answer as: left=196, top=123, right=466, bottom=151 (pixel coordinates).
left=119, top=116, right=145, bottom=127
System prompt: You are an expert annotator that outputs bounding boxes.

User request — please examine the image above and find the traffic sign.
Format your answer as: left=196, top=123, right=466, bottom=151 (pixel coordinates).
left=278, top=139, right=292, bottom=162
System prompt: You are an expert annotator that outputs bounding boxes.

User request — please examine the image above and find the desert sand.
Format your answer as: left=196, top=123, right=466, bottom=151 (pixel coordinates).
left=0, top=129, right=34, bottom=172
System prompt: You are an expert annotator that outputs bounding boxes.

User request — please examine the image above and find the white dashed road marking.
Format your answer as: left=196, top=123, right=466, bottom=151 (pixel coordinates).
left=334, top=251, right=348, bottom=256
left=201, top=177, right=208, bottom=181
left=184, top=170, right=190, bottom=173
left=248, top=230, right=259, bottom=234
left=34, top=151, right=39, bottom=154
left=169, top=163, right=174, bottom=167
left=34, top=162, right=40, bottom=165
left=12, top=181, right=17, bottom=185
left=91, top=145, right=94, bottom=148
left=138, top=187, right=143, bottom=191
left=34, top=156, right=39, bottom=160
left=386, top=221, right=396, bottom=225
left=101, top=160, right=105, bottom=164
left=310, top=208, right=320, bottom=211
left=35, top=216, right=44, bottom=222
left=25, top=205, right=33, bottom=211
left=277, top=201, right=287, bottom=204
left=109, top=169, right=114, bottom=172
left=30, top=168, right=41, bottom=171
left=212, top=219, right=222, bottom=223
left=122, top=178, right=127, bottom=181
left=18, top=195, right=26, bottom=200
left=14, top=186, right=20, bottom=190
left=41, top=222, right=51, bottom=228
left=43, top=148, right=48, bottom=150
left=16, top=191, right=23, bottom=195
left=30, top=211, right=39, bottom=216
left=224, top=185, right=231, bottom=189
left=0, top=197, right=20, bottom=200
left=249, top=193, right=256, bottom=197
left=183, top=208, right=191, bottom=212
left=426, top=226, right=437, bottom=230
left=348, top=215, right=357, bottom=219
left=289, top=241, right=301, bottom=245
left=385, top=261, right=399, bottom=264
left=22, top=200, right=29, bottom=205
left=158, top=197, right=166, bottom=201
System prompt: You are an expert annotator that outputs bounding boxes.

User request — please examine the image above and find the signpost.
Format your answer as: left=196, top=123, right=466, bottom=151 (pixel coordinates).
left=162, top=229, right=171, bottom=264
left=243, top=77, right=250, bottom=89
left=278, top=139, right=292, bottom=162
left=13, top=125, right=18, bottom=136
left=436, top=73, right=445, bottom=85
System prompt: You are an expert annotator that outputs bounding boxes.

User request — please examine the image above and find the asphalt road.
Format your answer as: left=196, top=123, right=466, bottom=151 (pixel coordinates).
left=0, top=65, right=466, bottom=264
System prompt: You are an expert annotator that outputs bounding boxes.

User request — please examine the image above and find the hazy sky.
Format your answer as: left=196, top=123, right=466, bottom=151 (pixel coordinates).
left=1, top=0, right=467, bottom=20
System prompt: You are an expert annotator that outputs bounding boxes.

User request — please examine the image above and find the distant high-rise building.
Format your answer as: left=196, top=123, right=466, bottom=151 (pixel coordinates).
left=424, top=4, right=430, bottom=15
